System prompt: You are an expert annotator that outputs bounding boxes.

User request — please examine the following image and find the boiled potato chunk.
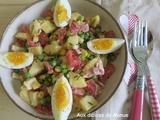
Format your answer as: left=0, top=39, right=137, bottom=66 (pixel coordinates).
left=28, top=46, right=43, bottom=56
left=66, top=35, right=83, bottom=49
left=15, top=32, right=31, bottom=40
left=89, top=15, right=100, bottom=28
left=44, top=41, right=62, bottom=55
left=71, top=12, right=81, bottom=21
left=11, top=45, right=24, bottom=52
left=68, top=72, right=87, bottom=88
left=41, top=20, right=56, bottom=34
left=82, top=57, right=99, bottom=73
left=29, top=59, right=45, bottom=77
left=12, top=72, right=20, bottom=80
left=19, top=87, right=30, bottom=104
left=79, top=95, right=98, bottom=112
left=28, top=91, right=40, bottom=107
left=100, top=56, right=108, bottom=67
left=23, top=77, right=41, bottom=90
left=30, top=20, right=41, bottom=36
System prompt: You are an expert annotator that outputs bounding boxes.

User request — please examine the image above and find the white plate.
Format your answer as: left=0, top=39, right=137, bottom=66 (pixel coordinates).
left=0, top=0, right=127, bottom=119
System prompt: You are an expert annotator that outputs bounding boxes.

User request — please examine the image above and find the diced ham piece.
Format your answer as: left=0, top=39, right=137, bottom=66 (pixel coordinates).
left=27, top=39, right=41, bottom=47
left=66, top=49, right=82, bottom=68
left=36, top=102, right=52, bottom=115
left=69, top=20, right=89, bottom=34
left=42, top=10, right=53, bottom=17
left=80, top=23, right=89, bottom=33
left=84, top=58, right=105, bottom=78
left=38, top=32, right=50, bottom=47
left=44, top=62, right=53, bottom=71
left=17, top=39, right=26, bottom=47
left=74, top=60, right=86, bottom=72
left=39, top=84, right=49, bottom=96
left=105, top=30, right=115, bottom=38
left=98, top=63, right=115, bottom=83
left=69, top=21, right=81, bottom=34
left=72, top=87, right=86, bottom=96
left=85, top=79, right=101, bottom=97
left=57, top=27, right=67, bottom=42
left=22, top=25, right=30, bottom=34
left=93, top=59, right=104, bottom=75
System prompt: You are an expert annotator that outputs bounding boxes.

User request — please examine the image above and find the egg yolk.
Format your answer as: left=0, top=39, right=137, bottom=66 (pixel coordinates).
left=92, top=39, right=114, bottom=50
left=55, top=80, right=70, bottom=110
left=7, top=52, right=28, bottom=65
left=56, top=5, right=68, bottom=23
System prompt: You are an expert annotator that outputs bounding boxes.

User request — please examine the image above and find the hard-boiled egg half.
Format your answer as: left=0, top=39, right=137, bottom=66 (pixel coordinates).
left=53, top=0, right=71, bottom=27
left=0, top=52, right=33, bottom=69
left=87, top=38, right=125, bottom=54
left=52, top=75, right=73, bottom=120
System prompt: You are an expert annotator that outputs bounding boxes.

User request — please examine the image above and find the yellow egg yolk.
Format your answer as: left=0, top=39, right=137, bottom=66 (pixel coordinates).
left=55, top=80, right=70, bottom=110
left=92, top=39, right=114, bottom=50
left=56, top=5, right=68, bottom=23
left=7, top=52, right=28, bottom=65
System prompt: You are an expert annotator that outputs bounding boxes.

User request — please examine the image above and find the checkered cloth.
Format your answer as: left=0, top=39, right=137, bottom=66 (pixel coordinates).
left=90, top=0, right=160, bottom=120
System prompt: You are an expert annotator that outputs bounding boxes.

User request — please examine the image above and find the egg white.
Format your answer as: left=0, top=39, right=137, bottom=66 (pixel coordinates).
left=54, top=0, right=71, bottom=27
left=51, top=75, right=73, bottom=120
left=87, top=38, right=125, bottom=54
left=0, top=52, right=33, bottom=69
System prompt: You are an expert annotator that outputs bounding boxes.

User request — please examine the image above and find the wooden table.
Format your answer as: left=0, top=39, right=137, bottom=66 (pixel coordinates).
left=0, top=0, right=160, bottom=120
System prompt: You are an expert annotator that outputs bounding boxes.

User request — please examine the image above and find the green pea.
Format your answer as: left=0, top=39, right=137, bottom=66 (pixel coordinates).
left=95, top=28, right=101, bottom=34
left=39, top=79, right=44, bottom=84
left=46, top=96, right=51, bottom=102
left=40, top=98, right=46, bottom=104
left=107, top=53, right=117, bottom=62
left=50, top=60, right=57, bottom=67
left=92, top=75, right=97, bottom=79
left=25, top=43, right=29, bottom=48
left=39, top=17, right=45, bottom=21
left=14, top=69, right=20, bottom=74
left=66, top=33, right=71, bottom=38
left=23, top=48, right=28, bottom=52
left=60, top=63, right=67, bottom=69
left=78, top=16, right=84, bottom=21
left=94, top=53, right=100, bottom=57
left=79, top=34, right=85, bottom=39
left=79, top=54, right=85, bottom=61
left=80, top=43, right=87, bottom=49
left=78, top=31, right=83, bottom=35
left=88, top=55, right=94, bottom=60
left=44, top=81, right=50, bottom=87
left=62, top=68, right=68, bottom=74
left=89, top=32, right=94, bottom=38
left=38, top=55, right=44, bottom=61
left=50, top=39, right=54, bottom=43
left=24, top=72, right=31, bottom=79
left=55, top=59, right=60, bottom=66
left=84, top=34, right=89, bottom=41
left=47, top=77, right=52, bottom=82
left=45, top=74, right=50, bottom=79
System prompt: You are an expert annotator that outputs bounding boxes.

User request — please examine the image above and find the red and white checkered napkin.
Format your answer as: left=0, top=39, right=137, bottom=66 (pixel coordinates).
left=119, top=13, right=160, bottom=119
left=91, top=0, right=160, bottom=120
left=148, top=76, right=160, bottom=120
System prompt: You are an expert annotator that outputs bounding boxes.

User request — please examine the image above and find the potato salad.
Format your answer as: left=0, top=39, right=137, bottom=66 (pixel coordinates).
left=9, top=1, right=123, bottom=118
